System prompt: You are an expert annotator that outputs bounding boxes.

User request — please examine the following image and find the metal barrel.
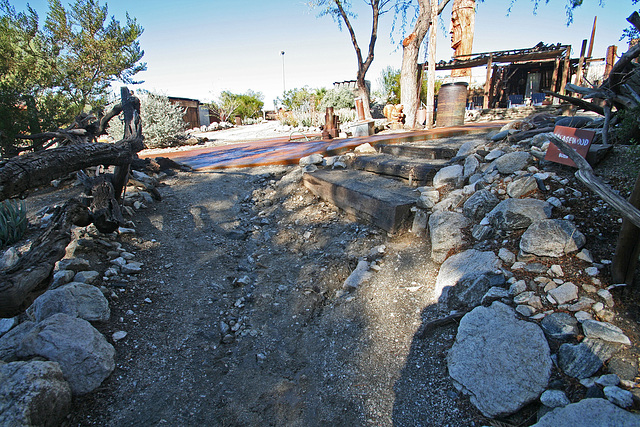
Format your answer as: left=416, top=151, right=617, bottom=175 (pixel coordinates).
left=435, top=82, right=468, bottom=128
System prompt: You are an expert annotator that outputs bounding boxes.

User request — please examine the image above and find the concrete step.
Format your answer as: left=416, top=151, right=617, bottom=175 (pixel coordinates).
left=377, top=144, right=457, bottom=160
left=302, top=169, right=417, bottom=233
left=349, top=154, right=450, bottom=185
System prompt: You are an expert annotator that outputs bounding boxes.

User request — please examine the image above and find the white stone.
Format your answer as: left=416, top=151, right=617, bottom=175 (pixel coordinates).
left=547, top=282, right=579, bottom=305
left=585, top=267, right=599, bottom=276
left=112, top=331, right=127, bottom=341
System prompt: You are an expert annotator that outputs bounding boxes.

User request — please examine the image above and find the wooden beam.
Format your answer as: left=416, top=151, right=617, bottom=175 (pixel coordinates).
left=483, top=54, right=493, bottom=109
left=575, top=39, right=588, bottom=89
left=543, top=90, right=605, bottom=115
left=560, top=46, right=572, bottom=96
left=587, top=16, right=597, bottom=58
left=605, top=45, right=617, bottom=79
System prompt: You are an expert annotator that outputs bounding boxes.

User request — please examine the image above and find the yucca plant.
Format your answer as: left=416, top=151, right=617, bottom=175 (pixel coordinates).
left=0, top=199, right=28, bottom=247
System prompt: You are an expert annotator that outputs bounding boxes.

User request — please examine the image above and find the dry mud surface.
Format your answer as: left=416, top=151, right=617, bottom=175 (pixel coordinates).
left=55, top=162, right=483, bottom=426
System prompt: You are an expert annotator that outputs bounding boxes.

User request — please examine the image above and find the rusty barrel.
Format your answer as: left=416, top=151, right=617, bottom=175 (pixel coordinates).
left=435, top=82, right=468, bottom=128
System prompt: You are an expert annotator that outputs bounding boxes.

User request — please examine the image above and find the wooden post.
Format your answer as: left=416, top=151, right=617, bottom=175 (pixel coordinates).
left=560, top=46, right=571, bottom=96
left=322, top=107, right=338, bottom=140
left=575, top=39, right=588, bottom=88
left=425, top=0, right=438, bottom=129
left=483, top=54, right=493, bottom=109
left=587, top=16, right=597, bottom=58
left=489, top=64, right=500, bottom=108
left=604, top=45, right=617, bottom=79
left=551, top=57, right=561, bottom=92
left=113, top=87, right=141, bottom=201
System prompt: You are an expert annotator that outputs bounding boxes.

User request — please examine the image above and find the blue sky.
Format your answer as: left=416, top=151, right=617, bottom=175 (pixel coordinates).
left=11, top=0, right=637, bottom=108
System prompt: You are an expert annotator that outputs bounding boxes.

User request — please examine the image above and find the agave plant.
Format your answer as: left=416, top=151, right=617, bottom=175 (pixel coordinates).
left=0, top=199, right=28, bottom=247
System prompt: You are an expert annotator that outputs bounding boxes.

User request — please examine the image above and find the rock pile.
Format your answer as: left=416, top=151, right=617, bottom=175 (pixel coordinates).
left=0, top=169, right=161, bottom=424
left=410, top=122, right=639, bottom=422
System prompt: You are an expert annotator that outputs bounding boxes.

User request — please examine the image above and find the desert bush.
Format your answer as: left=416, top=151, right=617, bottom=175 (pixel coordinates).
left=336, top=108, right=357, bottom=124
left=207, top=90, right=264, bottom=122
left=0, top=199, right=27, bottom=247
left=319, top=87, right=356, bottom=110
left=278, top=87, right=326, bottom=112
left=107, top=91, right=188, bottom=148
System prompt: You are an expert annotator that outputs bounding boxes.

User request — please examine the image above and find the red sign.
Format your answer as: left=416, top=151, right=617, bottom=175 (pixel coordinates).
left=544, top=125, right=596, bottom=167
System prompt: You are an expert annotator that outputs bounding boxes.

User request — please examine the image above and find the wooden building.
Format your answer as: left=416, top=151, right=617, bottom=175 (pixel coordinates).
left=168, top=97, right=201, bottom=128
left=430, top=42, right=576, bottom=109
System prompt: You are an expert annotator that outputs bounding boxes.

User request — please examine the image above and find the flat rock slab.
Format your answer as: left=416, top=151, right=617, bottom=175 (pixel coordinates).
left=302, top=169, right=417, bottom=233
left=350, top=154, right=449, bottom=184
left=448, top=302, right=552, bottom=418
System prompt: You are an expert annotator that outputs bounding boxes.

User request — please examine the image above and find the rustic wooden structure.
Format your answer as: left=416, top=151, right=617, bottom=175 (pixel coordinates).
left=430, top=43, right=574, bottom=108
left=168, top=96, right=201, bottom=128
left=0, top=87, right=145, bottom=318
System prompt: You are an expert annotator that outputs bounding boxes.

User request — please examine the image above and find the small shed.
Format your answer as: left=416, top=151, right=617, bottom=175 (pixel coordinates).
left=168, top=97, right=201, bottom=128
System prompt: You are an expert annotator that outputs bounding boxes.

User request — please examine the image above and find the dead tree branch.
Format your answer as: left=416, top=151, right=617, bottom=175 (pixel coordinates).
left=0, top=199, right=91, bottom=318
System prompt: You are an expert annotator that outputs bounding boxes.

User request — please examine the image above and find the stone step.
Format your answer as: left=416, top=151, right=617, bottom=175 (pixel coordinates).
left=349, top=154, right=450, bottom=185
left=302, top=169, right=418, bottom=233
left=377, top=144, right=457, bottom=160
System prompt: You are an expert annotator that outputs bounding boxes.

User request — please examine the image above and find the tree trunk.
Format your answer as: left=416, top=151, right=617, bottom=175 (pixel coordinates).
left=0, top=199, right=91, bottom=318
left=331, top=0, right=383, bottom=120
left=356, top=73, right=372, bottom=119
left=612, top=170, right=640, bottom=285
left=400, top=0, right=431, bottom=129
left=0, top=138, right=144, bottom=201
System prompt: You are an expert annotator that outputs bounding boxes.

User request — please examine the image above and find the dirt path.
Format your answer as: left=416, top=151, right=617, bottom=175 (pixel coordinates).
left=65, top=164, right=483, bottom=426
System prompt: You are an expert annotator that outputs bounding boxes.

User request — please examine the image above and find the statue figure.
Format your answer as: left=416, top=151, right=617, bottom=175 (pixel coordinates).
left=450, top=0, right=476, bottom=78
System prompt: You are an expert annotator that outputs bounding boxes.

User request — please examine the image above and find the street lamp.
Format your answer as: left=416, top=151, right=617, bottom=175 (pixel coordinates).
left=281, top=51, right=286, bottom=94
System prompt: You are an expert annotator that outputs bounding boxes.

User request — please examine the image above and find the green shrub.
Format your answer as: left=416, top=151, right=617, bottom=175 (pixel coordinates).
left=107, top=91, right=188, bottom=148
left=319, top=88, right=356, bottom=110
left=0, top=199, right=27, bottom=246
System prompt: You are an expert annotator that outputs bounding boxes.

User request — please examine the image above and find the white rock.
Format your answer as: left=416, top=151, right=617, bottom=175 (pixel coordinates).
left=585, top=267, right=599, bottom=276
left=112, top=331, right=127, bottom=341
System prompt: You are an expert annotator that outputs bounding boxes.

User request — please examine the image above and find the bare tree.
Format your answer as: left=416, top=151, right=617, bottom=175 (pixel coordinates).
left=311, top=0, right=392, bottom=118
left=395, top=0, right=451, bottom=129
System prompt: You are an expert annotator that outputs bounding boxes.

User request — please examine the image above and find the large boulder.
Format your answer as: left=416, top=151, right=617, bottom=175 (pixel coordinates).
left=428, top=211, right=470, bottom=263
left=0, top=360, right=71, bottom=426
left=448, top=302, right=552, bottom=418
left=16, top=314, right=115, bottom=395
left=520, top=219, right=586, bottom=257
left=28, top=282, right=110, bottom=323
left=434, top=249, right=504, bottom=308
left=486, top=198, right=553, bottom=231
left=532, top=398, right=640, bottom=426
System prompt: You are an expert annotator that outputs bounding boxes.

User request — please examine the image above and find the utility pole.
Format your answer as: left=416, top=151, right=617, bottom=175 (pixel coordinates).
left=281, top=51, right=286, bottom=94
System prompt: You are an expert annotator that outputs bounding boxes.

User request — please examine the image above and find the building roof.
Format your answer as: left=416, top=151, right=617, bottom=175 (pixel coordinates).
left=432, top=42, right=571, bottom=71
